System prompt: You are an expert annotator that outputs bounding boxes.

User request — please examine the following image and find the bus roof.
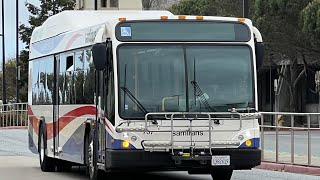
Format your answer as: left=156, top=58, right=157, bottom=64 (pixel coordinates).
left=31, top=10, right=174, bottom=44
left=29, top=10, right=253, bottom=60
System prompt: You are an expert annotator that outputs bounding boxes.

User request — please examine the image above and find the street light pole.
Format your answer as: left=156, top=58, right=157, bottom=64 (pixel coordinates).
left=94, top=0, right=98, bottom=10
left=243, top=0, right=249, bottom=18
left=2, top=0, right=6, bottom=105
left=16, top=0, right=19, bottom=103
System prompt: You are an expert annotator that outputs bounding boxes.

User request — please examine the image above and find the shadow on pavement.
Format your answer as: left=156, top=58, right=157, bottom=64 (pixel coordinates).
left=55, top=167, right=207, bottom=180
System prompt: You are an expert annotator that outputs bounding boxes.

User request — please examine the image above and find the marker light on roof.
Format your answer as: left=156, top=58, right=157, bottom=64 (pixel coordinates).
left=238, top=18, right=245, bottom=22
left=178, top=15, right=186, bottom=20
left=160, top=16, right=168, bottom=20
left=196, top=16, right=204, bottom=20
left=119, top=17, right=126, bottom=21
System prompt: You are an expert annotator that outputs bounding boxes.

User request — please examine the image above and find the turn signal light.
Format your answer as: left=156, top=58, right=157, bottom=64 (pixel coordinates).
left=122, top=140, right=130, bottom=148
left=245, top=140, right=252, bottom=147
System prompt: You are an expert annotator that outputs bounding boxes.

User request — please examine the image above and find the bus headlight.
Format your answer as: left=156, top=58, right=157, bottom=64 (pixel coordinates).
left=131, top=136, right=137, bottom=142
left=238, top=135, right=244, bottom=141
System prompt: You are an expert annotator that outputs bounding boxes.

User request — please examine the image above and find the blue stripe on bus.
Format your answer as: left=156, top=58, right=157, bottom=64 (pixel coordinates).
left=239, top=138, right=260, bottom=148
left=28, top=133, right=38, bottom=154
left=106, top=131, right=136, bottom=150
left=32, top=34, right=65, bottom=54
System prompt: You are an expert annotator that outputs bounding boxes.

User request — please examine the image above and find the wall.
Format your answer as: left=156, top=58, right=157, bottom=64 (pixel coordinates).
left=75, top=0, right=142, bottom=10
left=306, top=103, right=320, bottom=126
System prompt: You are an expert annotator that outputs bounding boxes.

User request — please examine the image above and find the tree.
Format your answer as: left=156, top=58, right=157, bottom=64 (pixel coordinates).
left=18, top=0, right=75, bottom=102
left=169, top=0, right=250, bottom=17
left=0, top=58, right=20, bottom=102
left=170, top=0, right=320, bottom=125
left=301, top=0, right=320, bottom=47
left=142, top=0, right=172, bottom=10
left=254, top=0, right=320, bottom=120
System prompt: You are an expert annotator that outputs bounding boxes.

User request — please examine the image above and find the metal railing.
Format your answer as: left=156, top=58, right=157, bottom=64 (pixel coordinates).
left=260, top=112, right=320, bottom=167
left=117, top=112, right=260, bottom=153
left=0, top=103, right=28, bottom=128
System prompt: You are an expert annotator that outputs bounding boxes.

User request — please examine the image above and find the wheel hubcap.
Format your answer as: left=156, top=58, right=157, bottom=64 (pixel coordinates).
left=40, top=136, right=44, bottom=162
left=88, top=142, right=94, bottom=175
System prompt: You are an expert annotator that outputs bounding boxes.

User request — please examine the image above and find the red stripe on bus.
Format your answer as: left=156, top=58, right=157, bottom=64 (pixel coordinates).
left=28, top=106, right=95, bottom=140
left=28, top=106, right=115, bottom=139
left=65, top=33, right=82, bottom=50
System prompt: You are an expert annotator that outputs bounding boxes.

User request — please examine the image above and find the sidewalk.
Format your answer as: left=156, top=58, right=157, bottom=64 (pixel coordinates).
left=258, top=151, right=320, bottom=176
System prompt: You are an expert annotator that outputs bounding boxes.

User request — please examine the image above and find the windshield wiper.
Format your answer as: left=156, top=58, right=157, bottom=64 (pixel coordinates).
left=226, top=102, right=256, bottom=113
left=191, top=58, right=219, bottom=124
left=120, top=86, right=157, bottom=124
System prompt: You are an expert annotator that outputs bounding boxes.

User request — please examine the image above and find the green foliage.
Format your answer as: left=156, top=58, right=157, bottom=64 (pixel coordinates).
left=253, top=0, right=318, bottom=57
left=18, top=0, right=75, bottom=102
left=0, top=58, right=19, bottom=101
left=20, top=0, right=75, bottom=48
left=301, top=0, right=320, bottom=43
left=169, top=0, right=245, bottom=17
left=168, top=0, right=320, bottom=114
left=170, top=0, right=218, bottom=16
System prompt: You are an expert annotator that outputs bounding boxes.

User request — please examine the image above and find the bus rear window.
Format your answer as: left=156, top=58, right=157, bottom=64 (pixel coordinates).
left=116, top=21, right=250, bottom=42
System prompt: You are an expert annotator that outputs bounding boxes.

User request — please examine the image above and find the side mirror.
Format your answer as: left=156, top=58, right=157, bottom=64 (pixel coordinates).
left=92, top=43, right=107, bottom=71
left=255, top=42, right=264, bottom=69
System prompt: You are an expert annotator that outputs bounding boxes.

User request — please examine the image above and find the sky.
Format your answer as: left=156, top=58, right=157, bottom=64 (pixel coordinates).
left=0, top=0, right=40, bottom=59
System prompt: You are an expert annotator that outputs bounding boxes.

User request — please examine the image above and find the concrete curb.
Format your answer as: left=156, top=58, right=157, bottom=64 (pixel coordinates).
left=0, top=126, right=27, bottom=130
left=257, top=162, right=320, bottom=176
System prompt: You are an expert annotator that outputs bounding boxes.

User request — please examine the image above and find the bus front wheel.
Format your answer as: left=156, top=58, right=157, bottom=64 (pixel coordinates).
left=85, top=131, right=103, bottom=180
left=38, top=123, right=55, bottom=172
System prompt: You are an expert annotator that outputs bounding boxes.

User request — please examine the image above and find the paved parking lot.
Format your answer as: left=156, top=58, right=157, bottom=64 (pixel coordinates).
left=0, top=129, right=319, bottom=180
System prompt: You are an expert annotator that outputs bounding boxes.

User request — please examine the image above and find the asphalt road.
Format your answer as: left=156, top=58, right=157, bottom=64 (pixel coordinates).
left=0, top=129, right=320, bottom=180
left=0, top=156, right=319, bottom=180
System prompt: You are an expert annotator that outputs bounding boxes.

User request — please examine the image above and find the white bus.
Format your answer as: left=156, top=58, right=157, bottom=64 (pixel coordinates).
left=28, top=10, right=264, bottom=180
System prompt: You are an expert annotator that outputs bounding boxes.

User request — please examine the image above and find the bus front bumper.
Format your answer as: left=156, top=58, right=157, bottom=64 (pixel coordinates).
left=105, top=148, right=261, bottom=172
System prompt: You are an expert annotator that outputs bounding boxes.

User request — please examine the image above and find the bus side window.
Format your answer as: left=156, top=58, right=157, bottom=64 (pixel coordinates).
left=57, top=49, right=95, bottom=105
left=74, top=51, right=85, bottom=104
left=32, top=57, right=54, bottom=105
left=83, top=49, right=95, bottom=104
left=59, top=53, right=74, bottom=104
left=105, top=49, right=115, bottom=125
left=32, top=60, right=40, bottom=105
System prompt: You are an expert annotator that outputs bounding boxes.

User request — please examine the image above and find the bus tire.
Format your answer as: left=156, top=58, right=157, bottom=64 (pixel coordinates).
left=85, top=130, right=102, bottom=180
left=210, top=169, right=233, bottom=180
left=38, top=123, right=55, bottom=172
left=56, top=160, right=72, bottom=172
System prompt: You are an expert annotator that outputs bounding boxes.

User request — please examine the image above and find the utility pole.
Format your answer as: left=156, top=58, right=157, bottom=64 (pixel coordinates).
left=94, top=0, right=98, bottom=10
left=2, top=0, right=6, bottom=105
left=243, top=0, right=249, bottom=18
left=16, top=0, right=19, bottom=103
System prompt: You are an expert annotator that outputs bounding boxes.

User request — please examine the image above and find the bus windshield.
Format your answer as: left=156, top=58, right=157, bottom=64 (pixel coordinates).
left=118, top=45, right=253, bottom=119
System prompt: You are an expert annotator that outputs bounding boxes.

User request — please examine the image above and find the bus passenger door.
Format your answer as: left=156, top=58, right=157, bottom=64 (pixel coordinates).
left=53, top=55, right=60, bottom=157
left=97, top=71, right=106, bottom=163
left=57, top=53, right=75, bottom=159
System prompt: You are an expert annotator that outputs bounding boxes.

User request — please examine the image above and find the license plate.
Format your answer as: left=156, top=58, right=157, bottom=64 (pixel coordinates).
left=211, top=156, right=230, bottom=166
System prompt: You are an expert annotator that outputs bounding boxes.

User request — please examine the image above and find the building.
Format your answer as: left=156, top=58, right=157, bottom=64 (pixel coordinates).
left=75, top=0, right=143, bottom=10
left=75, top=0, right=180, bottom=10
